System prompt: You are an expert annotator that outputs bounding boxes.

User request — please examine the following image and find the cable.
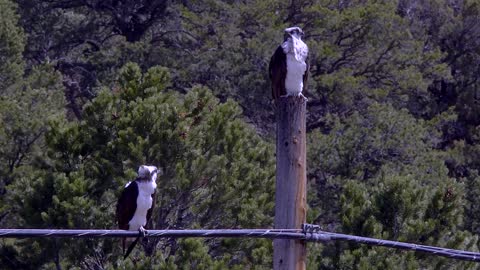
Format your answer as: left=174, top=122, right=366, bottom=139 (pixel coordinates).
left=0, top=228, right=479, bottom=262
left=305, top=230, right=480, bottom=262
left=0, top=228, right=304, bottom=240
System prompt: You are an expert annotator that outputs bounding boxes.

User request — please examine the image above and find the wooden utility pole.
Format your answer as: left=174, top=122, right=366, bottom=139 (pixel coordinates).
left=274, top=96, right=307, bottom=270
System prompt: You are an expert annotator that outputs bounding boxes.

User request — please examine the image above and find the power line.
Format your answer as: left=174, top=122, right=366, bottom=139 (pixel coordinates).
left=0, top=226, right=479, bottom=262
left=306, top=230, right=480, bottom=262
left=0, top=228, right=303, bottom=239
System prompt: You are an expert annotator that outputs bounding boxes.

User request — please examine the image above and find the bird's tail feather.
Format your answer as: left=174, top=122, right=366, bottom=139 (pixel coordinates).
left=122, top=238, right=126, bottom=256
left=124, top=237, right=140, bottom=259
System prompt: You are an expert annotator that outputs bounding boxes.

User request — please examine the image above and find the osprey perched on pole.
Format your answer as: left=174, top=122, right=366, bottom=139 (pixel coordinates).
left=116, top=165, right=160, bottom=259
left=269, top=26, right=309, bottom=100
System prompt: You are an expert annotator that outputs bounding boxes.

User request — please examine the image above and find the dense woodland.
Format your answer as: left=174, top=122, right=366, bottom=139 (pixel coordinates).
left=1, top=0, right=480, bottom=269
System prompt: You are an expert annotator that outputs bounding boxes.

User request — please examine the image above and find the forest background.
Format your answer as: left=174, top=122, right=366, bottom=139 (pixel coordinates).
left=2, top=0, right=480, bottom=269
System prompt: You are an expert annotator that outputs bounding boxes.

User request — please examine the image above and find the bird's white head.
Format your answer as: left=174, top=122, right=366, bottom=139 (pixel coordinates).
left=138, top=165, right=162, bottom=182
left=284, top=26, right=304, bottom=41
left=282, top=26, right=308, bottom=62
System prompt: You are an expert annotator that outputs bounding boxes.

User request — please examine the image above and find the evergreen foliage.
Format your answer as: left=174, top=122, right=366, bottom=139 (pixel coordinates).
left=3, top=63, right=274, bottom=269
left=0, top=0, right=24, bottom=91
left=1, top=0, right=480, bottom=269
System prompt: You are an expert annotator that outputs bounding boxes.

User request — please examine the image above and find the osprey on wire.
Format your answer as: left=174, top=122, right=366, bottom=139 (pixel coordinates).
left=116, top=165, right=160, bottom=259
left=269, top=26, right=309, bottom=100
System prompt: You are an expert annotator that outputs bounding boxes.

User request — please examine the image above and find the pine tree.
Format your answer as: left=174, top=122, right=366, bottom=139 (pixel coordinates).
left=308, top=102, right=478, bottom=269
left=0, top=0, right=24, bottom=91
left=5, top=63, right=275, bottom=269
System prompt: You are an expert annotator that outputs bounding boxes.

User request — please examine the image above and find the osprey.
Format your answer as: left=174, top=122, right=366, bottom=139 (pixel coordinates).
left=116, top=165, right=160, bottom=259
left=269, top=26, right=309, bottom=100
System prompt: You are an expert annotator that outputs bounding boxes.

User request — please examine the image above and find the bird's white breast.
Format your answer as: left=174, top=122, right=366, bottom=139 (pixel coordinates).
left=285, top=55, right=307, bottom=95
left=282, top=36, right=308, bottom=96
left=128, top=180, right=157, bottom=230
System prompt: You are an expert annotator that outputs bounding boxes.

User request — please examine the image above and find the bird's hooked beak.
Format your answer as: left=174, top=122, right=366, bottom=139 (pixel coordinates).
left=152, top=168, right=164, bottom=179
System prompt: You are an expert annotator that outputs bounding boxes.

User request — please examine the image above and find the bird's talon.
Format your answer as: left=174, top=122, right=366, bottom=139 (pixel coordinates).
left=138, top=227, right=146, bottom=237
left=297, top=93, right=308, bottom=101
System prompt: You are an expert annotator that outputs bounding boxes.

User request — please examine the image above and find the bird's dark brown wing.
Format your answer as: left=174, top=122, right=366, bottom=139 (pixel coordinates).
left=269, top=46, right=287, bottom=100
left=116, top=181, right=138, bottom=230
left=123, top=188, right=155, bottom=260
left=303, top=55, right=309, bottom=94
left=146, top=190, right=156, bottom=228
